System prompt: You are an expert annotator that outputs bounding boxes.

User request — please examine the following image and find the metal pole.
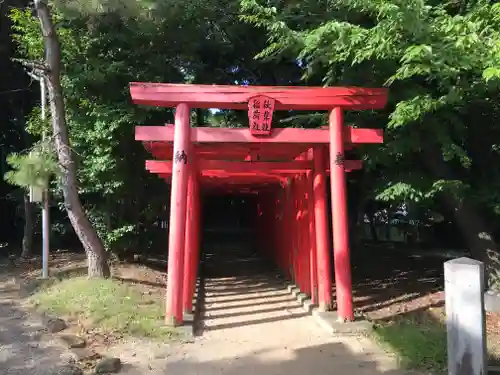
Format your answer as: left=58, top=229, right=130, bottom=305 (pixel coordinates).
left=40, top=77, right=50, bottom=279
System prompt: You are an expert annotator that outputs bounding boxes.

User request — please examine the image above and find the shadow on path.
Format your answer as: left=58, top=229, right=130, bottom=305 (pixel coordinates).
left=194, top=241, right=308, bottom=336
left=162, top=340, right=420, bottom=375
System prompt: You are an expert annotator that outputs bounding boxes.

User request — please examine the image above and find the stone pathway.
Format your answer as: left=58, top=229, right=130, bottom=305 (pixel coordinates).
left=112, top=244, right=420, bottom=375
left=154, top=274, right=418, bottom=375
left=0, top=274, right=68, bottom=375
left=0, top=248, right=420, bottom=375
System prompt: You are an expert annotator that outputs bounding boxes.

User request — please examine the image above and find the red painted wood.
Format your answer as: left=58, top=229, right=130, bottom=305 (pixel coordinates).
left=291, top=180, right=298, bottom=287
left=248, top=95, right=275, bottom=135
left=281, top=188, right=287, bottom=276
left=286, top=181, right=296, bottom=284
left=136, top=126, right=383, bottom=144
left=183, top=172, right=195, bottom=313
left=148, top=159, right=309, bottom=173
left=145, top=159, right=363, bottom=174
left=293, top=179, right=301, bottom=290
left=200, top=176, right=284, bottom=184
left=146, top=141, right=311, bottom=160
left=268, top=193, right=277, bottom=266
left=129, top=82, right=388, bottom=110
left=282, top=183, right=291, bottom=279
left=256, top=196, right=264, bottom=257
left=146, top=139, right=353, bottom=161
left=274, top=190, right=285, bottom=276
left=293, top=156, right=308, bottom=295
left=329, top=108, right=354, bottom=322
left=284, top=185, right=290, bottom=278
left=307, top=170, right=318, bottom=304
left=136, top=89, right=387, bottom=330
left=159, top=175, right=286, bottom=191
left=165, top=104, right=191, bottom=326
left=299, top=176, right=311, bottom=295
left=202, top=171, right=292, bottom=179
left=313, top=147, right=333, bottom=311
left=131, top=83, right=388, bottom=325
left=297, top=180, right=306, bottom=292
left=189, top=176, right=201, bottom=309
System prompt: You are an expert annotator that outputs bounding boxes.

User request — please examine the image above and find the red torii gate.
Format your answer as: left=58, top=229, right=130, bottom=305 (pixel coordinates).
left=131, top=83, right=388, bottom=326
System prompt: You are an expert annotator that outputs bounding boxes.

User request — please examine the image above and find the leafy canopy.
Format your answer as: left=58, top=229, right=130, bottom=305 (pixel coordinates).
left=240, top=0, right=500, bottom=208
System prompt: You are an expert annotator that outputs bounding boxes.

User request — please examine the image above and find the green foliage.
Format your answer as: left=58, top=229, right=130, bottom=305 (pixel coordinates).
left=375, top=179, right=467, bottom=203
left=9, top=0, right=278, bottom=253
left=7, top=0, right=498, bottom=256
left=4, top=141, right=59, bottom=189
left=25, top=106, right=51, bottom=137
left=240, top=0, right=500, bottom=212
left=9, top=8, right=44, bottom=61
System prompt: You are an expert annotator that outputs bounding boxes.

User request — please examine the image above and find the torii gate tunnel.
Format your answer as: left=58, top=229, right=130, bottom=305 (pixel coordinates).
left=130, top=82, right=389, bottom=326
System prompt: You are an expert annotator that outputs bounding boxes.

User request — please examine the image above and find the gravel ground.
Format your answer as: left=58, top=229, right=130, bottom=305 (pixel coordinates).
left=158, top=275, right=420, bottom=375
left=104, top=272, right=421, bottom=375
left=0, top=274, right=68, bottom=375
left=104, top=245, right=422, bottom=375
left=0, top=247, right=426, bottom=375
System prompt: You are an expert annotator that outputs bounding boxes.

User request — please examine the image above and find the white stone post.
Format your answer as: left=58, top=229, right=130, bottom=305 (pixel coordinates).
left=444, top=257, right=487, bottom=375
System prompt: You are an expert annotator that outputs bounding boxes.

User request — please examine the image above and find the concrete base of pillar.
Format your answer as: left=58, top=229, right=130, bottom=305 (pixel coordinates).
left=163, top=279, right=201, bottom=341
left=179, top=312, right=196, bottom=343
left=316, top=303, right=332, bottom=313
left=312, top=310, right=372, bottom=335
left=160, top=309, right=197, bottom=342
left=285, top=281, right=372, bottom=335
left=164, top=316, right=182, bottom=327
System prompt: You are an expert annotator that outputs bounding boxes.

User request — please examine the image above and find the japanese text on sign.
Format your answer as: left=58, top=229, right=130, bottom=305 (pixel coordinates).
left=248, top=95, right=276, bottom=135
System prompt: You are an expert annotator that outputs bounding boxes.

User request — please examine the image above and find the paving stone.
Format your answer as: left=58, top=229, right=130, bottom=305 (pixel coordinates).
left=95, top=357, right=121, bottom=374
left=59, top=334, right=86, bottom=349
left=46, top=318, right=67, bottom=333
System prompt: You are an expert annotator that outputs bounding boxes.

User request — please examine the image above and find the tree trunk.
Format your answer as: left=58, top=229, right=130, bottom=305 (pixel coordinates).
left=21, top=193, right=33, bottom=258
left=34, top=0, right=110, bottom=278
left=422, top=147, right=500, bottom=289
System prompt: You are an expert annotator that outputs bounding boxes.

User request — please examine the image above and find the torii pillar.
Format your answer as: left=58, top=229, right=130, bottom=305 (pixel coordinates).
left=329, top=107, right=354, bottom=322
left=165, top=103, right=191, bottom=326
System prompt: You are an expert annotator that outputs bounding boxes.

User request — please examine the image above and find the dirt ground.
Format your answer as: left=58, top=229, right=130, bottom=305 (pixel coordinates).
left=2, top=247, right=499, bottom=374
left=0, top=272, right=69, bottom=375
left=152, top=273, right=418, bottom=375
left=350, top=246, right=500, bottom=361
left=0, top=250, right=410, bottom=375
left=349, top=246, right=446, bottom=321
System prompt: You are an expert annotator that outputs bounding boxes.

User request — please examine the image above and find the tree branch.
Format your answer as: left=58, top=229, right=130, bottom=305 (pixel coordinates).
left=11, top=58, right=50, bottom=75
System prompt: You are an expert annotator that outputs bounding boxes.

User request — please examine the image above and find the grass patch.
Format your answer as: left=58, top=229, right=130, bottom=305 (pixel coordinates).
left=372, top=314, right=447, bottom=373
left=30, top=276, right=176, bottom=340
left=20, top=265, right=88, bottom=296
